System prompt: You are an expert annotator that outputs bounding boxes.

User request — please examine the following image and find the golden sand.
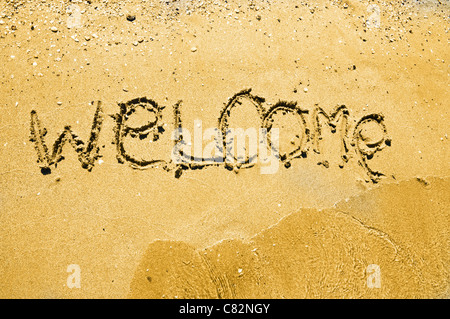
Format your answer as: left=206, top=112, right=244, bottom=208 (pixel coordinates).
left=0, top=0, right=448, bottom=298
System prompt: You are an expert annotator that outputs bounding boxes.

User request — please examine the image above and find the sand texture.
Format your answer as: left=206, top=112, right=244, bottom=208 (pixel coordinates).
left=0, top=0, right=448, bottom=298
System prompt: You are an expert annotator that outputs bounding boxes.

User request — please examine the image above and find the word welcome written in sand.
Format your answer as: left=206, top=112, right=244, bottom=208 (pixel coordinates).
left=29, top=89, right=391, bottom=182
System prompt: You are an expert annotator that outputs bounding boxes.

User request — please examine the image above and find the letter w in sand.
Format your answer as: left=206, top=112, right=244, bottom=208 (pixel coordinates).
left=29, top=101, right=104, bottom=174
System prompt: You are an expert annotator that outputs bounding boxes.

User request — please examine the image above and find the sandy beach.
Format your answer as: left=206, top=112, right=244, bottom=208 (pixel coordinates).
left=0, top=0, right=448, bottom=298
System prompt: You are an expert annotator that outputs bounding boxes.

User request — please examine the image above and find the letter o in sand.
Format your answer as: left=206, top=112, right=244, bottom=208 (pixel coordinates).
left=262, top=102, right=309, bottom=167
left=219, top=90, right=265, bottom=170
